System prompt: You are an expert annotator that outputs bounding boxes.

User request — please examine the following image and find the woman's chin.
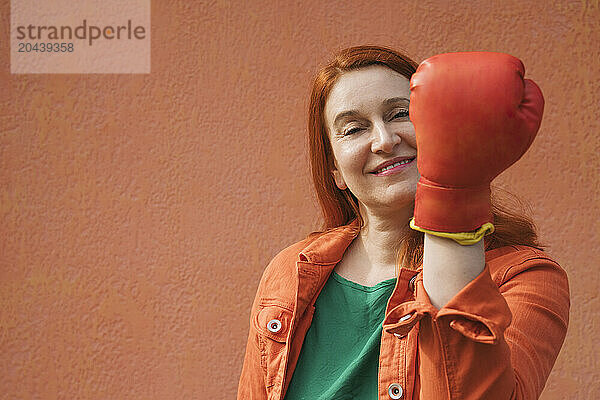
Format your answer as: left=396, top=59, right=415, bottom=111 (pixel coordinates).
left=359, top=191, right=416, bottom=212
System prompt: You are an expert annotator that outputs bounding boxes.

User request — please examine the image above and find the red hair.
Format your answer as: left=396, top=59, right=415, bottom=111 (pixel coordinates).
left=307, top=45, right=545, bottom=269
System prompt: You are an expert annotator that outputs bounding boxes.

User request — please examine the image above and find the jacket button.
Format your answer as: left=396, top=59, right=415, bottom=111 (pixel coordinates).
left=267, top=319, right=282, bottom=333
left=399, top=313, right=412, bottom=322
left=388, top=383, right=403, bottom=399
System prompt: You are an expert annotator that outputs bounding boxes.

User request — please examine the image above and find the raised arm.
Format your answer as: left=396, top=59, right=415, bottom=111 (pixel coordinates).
left=405, top=52, right=568, bottom=398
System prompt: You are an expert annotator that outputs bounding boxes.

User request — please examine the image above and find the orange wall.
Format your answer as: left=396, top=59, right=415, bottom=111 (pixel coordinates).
left=1, top=0, right=598, bottom=398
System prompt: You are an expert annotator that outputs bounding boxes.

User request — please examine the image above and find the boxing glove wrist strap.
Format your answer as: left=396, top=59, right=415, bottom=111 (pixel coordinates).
left=410, top=218, right=495, bottom=245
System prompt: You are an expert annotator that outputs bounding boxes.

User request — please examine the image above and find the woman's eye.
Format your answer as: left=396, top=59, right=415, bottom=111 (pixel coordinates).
left=392, top=109, right=409, bottom=120
left=342, top=127, right=362, bottom=136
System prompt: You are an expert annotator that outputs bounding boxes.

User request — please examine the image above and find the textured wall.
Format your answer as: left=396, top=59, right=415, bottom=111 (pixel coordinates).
left=1, top=0, right=598, bottom=398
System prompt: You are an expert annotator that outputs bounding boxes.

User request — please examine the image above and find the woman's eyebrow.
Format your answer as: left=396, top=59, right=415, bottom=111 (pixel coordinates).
left=383, top=96, right=410, bottom=105
left=333, top=110, right=360, bottom=128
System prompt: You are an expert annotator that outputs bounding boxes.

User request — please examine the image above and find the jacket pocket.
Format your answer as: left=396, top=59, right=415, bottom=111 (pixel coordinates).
left=254, top=301, right=294, bottom=391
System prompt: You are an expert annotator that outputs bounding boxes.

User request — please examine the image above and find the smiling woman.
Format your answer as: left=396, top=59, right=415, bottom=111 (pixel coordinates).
left=325, top=65, right=420, bottom=247
left=237, top=45, right=570, bottom=400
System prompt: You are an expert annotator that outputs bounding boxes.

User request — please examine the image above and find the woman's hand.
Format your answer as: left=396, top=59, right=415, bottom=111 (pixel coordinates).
left=408, top=52, right=544, bottom=245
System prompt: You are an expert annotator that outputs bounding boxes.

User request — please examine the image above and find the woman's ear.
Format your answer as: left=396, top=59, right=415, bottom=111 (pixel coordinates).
left=332, top=168, right=347, bottom=190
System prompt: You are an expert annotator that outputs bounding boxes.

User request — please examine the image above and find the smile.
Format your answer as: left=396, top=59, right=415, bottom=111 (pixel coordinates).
left=371, top=157, right=415, bottom=176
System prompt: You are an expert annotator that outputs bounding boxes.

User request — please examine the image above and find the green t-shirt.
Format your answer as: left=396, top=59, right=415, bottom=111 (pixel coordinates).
left=284, top=270, right=396, bottom=400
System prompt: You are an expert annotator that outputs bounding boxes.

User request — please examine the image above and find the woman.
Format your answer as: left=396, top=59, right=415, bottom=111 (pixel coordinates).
left=237, top=45, right=569, bottom=400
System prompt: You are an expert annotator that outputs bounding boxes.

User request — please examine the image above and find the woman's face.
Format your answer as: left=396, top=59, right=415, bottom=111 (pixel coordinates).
left=324, top=65, right=420, bottom=213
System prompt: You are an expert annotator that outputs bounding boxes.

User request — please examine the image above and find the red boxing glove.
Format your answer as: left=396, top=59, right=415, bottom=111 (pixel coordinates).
left=408, top=52, right=544, bottom=244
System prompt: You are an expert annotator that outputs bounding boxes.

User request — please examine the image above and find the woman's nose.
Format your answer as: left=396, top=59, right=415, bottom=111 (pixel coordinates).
left=371, top=122, right=401, bottom=153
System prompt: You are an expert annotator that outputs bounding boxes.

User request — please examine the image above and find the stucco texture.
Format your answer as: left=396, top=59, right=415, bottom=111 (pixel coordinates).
left=1, top=0, right=598, bottom=398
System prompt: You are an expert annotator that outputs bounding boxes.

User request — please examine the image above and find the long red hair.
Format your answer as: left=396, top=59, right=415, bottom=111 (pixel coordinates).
left=307, top=45, right=545, bottom=270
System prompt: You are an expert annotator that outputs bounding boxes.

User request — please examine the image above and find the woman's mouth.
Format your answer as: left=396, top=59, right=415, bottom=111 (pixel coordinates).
left=371, top=157, right=415, bottom=176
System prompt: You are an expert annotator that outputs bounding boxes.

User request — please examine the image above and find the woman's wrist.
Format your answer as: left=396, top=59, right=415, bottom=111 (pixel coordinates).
left=422, top=232, right=486, bottom=309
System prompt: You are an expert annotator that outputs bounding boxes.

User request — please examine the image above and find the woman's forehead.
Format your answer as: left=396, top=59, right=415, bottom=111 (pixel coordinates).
left=325, top=66, right=410, bottom=120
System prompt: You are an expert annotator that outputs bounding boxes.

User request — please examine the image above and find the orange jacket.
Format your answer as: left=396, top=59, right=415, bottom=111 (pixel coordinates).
left=237, top=218, right=570, bottom=399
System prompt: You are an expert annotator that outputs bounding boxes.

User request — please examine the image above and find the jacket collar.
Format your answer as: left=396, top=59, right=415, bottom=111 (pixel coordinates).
left=298, top=217, right=361, bottom=265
